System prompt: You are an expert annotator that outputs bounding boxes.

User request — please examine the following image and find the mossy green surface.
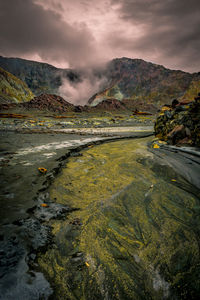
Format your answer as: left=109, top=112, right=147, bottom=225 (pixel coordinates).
left=38, top=138, right=200, bottom=299
left=0, top=67, right=34, bottom=103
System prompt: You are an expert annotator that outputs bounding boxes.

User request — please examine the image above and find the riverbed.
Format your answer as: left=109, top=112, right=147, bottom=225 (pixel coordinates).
left=37, top=137, right=200, bottom=300
left=0, top=116, right=200, bottom=299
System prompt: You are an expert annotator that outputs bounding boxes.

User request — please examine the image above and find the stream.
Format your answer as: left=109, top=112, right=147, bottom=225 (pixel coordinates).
left=36, top=137, right=200, bottom=300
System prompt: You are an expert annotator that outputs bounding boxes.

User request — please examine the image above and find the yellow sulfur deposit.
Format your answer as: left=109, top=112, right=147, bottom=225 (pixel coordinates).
left=153, top=143, right=160, bottom=149
left=41, top=203, right=48, bottom=207
left=38, top=167, right=47, bottom=174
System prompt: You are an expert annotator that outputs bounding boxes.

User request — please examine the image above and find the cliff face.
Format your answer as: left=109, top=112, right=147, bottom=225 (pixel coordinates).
left=0, top=67, right=34, bottom=104
left=88, top=58, right=200, bottom=110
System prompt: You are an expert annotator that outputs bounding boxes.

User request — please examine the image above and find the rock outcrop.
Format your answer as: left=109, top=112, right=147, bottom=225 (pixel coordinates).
left=154, top=93, right=200, bottom=146
left=90, top=98, right=128, bottom=111
left=22, top=94, right=75, bottom=112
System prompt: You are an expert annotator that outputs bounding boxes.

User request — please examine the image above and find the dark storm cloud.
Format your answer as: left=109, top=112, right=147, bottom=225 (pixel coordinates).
left=0, top=0, right=199, bottom=72
left=0, top=0, right=96, bottom=67
left=110, top=0, right=200, bottom=71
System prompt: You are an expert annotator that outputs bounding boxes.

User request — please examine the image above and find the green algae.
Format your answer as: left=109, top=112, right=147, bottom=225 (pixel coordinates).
left=38, top=138, right=200, bottom=299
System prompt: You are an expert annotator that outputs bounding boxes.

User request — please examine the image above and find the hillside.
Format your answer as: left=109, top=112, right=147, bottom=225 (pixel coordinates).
left=89, top=58, right=200, bottom=109
left=0, top=67, right=34, bottom=104
left=22, top=94, right=75, bottom=112
left=0, top=56, right=79, bottom=96
left=180, top=79, right=200, bottom=101
left=0, top=56, right=199, bottom=111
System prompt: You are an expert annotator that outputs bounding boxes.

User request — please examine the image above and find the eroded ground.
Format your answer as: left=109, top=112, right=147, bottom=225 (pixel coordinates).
left=0, top=112, right=154, bottom=300
left=38, top=138, right=200, bottom=300
left=0, top=112, right=200, bottom=300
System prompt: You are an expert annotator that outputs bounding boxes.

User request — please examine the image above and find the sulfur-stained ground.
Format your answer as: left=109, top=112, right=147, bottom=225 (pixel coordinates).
left=38, top=138, right=200, bottom=300
left=0, top=113, right=154, bottom=300
left=0, top=112, right=200, bottom=300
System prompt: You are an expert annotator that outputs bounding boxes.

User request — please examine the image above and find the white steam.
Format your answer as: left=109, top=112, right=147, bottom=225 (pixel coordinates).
left=58, top=76, right=107, bottom=105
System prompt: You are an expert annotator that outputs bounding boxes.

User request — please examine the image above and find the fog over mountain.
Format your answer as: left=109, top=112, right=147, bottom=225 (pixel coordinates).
left=1, top=56, right=199, bottom=108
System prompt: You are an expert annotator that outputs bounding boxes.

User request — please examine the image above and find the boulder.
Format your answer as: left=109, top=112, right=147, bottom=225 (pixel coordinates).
left=154, top=93, right=200, bottom=146
left=167, top=125, right=186, bottom=144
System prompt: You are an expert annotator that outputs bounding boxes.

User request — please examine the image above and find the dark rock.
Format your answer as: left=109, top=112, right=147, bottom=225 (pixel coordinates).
left=175, top=105, right=186, bottom=112
left=17, top=218, right=52, bottom=250
left=167, top=125, right=186, bottom=144
left=69, top=218, right=82, bottom=226
left=172, top=99, right=179, bottom=108
left=34, top=202, right=73, bottom=222
left=164, top=110, right=173, bottom=119
left=91, top=98, right=128, bottom=111
left=154, top=94, right=200, bottom=146
left=22, top=94, right=75, bottom=112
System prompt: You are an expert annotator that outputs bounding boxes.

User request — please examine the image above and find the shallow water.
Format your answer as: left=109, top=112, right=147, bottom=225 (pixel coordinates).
left=37, top=137, right=200, bottom=299
left=57, top=125, right=153, bottom=135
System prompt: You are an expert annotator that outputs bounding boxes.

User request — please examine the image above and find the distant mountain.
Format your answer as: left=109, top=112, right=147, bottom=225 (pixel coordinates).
left=0, top=56, right=79, bottom=96
left=1, top=56, right=199, bottom=111
left=0, top=67, right=34, bottom=104
left=88, top=58, right=200, bottom=110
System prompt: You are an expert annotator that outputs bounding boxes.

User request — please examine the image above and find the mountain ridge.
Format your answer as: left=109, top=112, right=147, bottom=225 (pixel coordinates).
left=0, top=55, right=199, bottom=111
left=0, top=56, right=80, bottom=96
left=89, top=57, right=200, bottom=108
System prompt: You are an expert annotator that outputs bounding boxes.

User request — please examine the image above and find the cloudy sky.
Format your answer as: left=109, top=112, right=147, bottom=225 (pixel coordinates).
left=0, top=0, right=200, bottom=72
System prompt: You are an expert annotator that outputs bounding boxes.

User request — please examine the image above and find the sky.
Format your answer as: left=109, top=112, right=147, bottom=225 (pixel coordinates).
left=0, top=0, right=200, bottom=73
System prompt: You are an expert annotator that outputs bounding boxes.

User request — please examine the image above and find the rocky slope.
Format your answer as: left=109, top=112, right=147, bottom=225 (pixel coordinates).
left=0, top=67, right=34, bottom=104
left=0, top=94, right=76, bottom=112
left=0, top=56, right=79, bottom=96
left=154, top=94, right=200, bottom=146
left=80, top=98, right=128, bottom=112
left=89, top=58, right=200, bottom=110
left=1, top=56, right=200, bottom=111
left=179, top=79, right=200, bottom=101
left=22, top=94, right=75, bottom=112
